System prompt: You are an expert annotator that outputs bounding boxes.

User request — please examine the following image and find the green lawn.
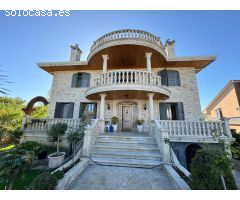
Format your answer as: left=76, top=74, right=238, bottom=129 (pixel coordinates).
left=0, top=169, right=46, bottom=190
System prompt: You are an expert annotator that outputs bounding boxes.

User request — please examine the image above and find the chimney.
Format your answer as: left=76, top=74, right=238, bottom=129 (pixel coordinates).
left=70, top=44, right=82, bottom=61
left=164, top=39, right=175, bottom=58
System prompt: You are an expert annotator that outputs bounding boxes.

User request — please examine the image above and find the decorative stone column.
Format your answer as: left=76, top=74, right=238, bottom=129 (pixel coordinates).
left=102, top=55, right=109, bottom=73
left=100, top=93, right=107, bottom=119
left=147, top=93, right=154, bottom=121
left=145, top=52, right=152, bottom=73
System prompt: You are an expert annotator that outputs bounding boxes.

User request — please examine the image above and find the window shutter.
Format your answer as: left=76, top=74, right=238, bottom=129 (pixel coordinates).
left=159, top=69, right=168, bottom=86
left=67, top=102, right=74, bottom=118
left=54, top=102, right=63, bottom=118
left=177, top=102, right=185, bottom=120
left=159, top=103, right=170, bottom=120
left=72, top=73, right=78, bottom=87
left=79, top=103, right=84, bottom=118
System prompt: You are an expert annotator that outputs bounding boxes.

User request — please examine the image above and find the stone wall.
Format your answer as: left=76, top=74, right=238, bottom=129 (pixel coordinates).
left=48, top=67, right=203, bottom=122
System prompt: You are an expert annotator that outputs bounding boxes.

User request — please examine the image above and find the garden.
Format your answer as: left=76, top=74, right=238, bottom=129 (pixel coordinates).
left=0, top=97, right=89, bottom=190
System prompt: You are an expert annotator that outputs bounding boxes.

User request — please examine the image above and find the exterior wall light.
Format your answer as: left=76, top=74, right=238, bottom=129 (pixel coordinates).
left=143, top=103, right=147, bottom=110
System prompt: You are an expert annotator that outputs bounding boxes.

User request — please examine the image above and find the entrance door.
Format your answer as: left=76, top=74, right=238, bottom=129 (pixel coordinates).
left=122, top=106, right=133, bottom=131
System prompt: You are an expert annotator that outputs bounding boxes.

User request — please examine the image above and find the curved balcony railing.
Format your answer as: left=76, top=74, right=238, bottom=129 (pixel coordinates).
left=90, top=29, right=162, bottom=52
left=93, top=70, right=162, bottom=87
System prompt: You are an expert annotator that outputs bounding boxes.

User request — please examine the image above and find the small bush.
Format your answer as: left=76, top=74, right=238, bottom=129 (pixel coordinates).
left=52, top=170, right=64, bottom=180
left=136, top=119, right=144, bottom=125
left=18, top=141, right=43, bottom=155
left=111, top=116, right=119, bottom=125
left=29, top=172, right=57, bottom=190
left=190, top=149, right=237, bottom=190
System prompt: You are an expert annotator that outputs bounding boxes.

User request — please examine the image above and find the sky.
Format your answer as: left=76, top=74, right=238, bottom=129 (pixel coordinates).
left=0, top=10, right=240, bottom=109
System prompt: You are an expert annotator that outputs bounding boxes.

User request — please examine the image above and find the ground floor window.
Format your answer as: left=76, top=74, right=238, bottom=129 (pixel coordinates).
left=79, top=102, right=97, bottom=119
left=159, top=102, right=184, bottom=120
left=54, top=102, right=74, bottom=118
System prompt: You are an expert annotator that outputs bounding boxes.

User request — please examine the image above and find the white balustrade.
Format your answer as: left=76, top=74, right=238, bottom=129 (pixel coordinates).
left=94, top=70, right=162, bottom=87
left=91, top=29, right=161, bottom=51
left=23, top=118, right=95, bottom=133
left=156, top=120, right=229, bottom=139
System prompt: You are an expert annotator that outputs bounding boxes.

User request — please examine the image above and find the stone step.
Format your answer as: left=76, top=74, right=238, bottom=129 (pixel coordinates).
left=90, top=156, right=162, bottom=168
left=98, top=135, right=155, bottom=141
left=96, top=138, right=157, bottom=145
left=91, top=149, right=162, bottom=160
left=93, top=143, right=160, bottom=152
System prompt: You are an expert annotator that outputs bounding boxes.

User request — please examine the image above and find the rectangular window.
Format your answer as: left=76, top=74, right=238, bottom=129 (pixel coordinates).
left=159, top=102, right=184, bottom=120
left=79, top=102, right=97, bottom=119
left=54, top=102, right=74, bottom=118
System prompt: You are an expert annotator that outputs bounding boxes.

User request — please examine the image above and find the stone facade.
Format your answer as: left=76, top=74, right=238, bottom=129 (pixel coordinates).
left=48, top=67, right=202, bottom=124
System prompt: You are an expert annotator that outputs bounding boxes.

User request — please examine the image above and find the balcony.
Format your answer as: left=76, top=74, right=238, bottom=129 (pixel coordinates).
left=85, top=70, right=171, bottom=100
left=88, top=29, right=166, bottom=62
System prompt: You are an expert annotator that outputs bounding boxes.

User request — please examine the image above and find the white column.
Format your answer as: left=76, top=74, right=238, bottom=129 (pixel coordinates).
left=147, top=93, right=154, bottom=120
left=102, top=55, right=109, bottom=73
left=145, top=52, right=152, bottom=73
left=100, top=93, right=106, bottom=119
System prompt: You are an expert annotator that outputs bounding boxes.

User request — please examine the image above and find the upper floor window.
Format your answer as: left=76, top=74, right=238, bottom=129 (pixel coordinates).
left=158, top=69, right=181, bottom=86
left=72, top=73, right=90, bottom=88
left=54, top=102, right=74, bottom=118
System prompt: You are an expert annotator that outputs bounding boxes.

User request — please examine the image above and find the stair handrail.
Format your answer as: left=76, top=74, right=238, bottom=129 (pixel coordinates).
left=82, top=119, right=105, bottom=157
left=150, top=120, right=171, bottom=163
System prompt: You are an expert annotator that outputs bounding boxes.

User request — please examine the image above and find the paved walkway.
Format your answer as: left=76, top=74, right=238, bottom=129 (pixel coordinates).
left=233, top=170, right=240, bottom=189
left=67, top=164, right=175, bottom=190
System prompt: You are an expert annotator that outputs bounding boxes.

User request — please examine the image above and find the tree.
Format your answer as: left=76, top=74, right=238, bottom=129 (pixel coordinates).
left=190, top=149, right=237, bottom=190
left=0, top=97, right=48, bottom=146
left=0, top=97, right=26, bottom=145
left=47, top=123, right=68, bottom=155
left=0, top=69, right=11, bottom=95
left=31, top=105, right=48, bottom=119
left=67, top=112, right=92, bottom=145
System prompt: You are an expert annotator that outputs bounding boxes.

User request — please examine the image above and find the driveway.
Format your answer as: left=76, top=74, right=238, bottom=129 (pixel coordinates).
left=67, top=164, right=175, bottom=190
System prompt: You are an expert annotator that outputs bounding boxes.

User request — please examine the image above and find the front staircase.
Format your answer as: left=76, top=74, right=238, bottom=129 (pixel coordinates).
left=89, top=133, right=162, bottom=168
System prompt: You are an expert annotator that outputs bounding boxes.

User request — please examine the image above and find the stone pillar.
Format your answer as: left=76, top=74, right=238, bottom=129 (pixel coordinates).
left=145, top=52, right=152, bottom=73
left=161, top=130, right=171, bottom=163
left=148, top=93, right=154, bottom=120
left=102, top=55, right=109, bottom=73
left=100, top=93, right=106, bottom=120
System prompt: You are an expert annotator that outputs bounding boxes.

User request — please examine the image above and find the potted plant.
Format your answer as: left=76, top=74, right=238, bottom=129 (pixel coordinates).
left=47, top=122, right=68, bottom=169
left=136, top=119, right=144, bottom=133
left=111, top=116, right=119, bottom=132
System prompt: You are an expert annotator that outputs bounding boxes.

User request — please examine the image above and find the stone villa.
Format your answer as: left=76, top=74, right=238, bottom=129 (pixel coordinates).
left=22, top=29, right=233, bottom=172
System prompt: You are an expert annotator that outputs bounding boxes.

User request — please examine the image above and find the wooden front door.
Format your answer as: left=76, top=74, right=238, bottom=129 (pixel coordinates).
left=122, top=106, right=133, bottom=131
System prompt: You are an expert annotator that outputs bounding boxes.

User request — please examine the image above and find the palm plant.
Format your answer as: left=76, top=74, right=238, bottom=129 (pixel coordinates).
left=0, top=69, right=11, bottom=95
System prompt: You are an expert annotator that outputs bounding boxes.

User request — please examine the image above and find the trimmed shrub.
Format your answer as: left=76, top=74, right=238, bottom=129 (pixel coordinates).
left=29, top=172, right=57, bottom=190
left=190, top=149, right=237, bottom=190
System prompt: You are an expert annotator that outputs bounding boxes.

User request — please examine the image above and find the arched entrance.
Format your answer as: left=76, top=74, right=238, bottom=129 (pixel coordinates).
left=185, top=144, right=201, bottom=171
left=22, top=96, right=49, bottom=115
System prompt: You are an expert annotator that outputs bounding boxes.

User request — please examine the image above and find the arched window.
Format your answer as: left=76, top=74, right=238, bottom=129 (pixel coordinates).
left=158, top=69, right=181, bottom=86
left=72, top=73, right=90, bottom=88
